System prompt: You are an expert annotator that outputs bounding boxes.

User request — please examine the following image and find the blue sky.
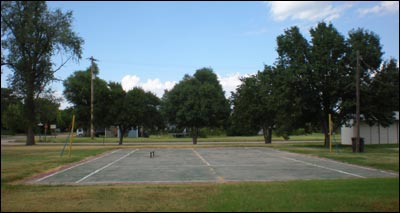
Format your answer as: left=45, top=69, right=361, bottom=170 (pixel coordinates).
left=1, top=1, right=399, bottom=109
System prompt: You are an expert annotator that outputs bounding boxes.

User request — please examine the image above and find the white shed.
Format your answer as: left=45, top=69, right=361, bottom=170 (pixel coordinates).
left=341, top=111, right=399, bottom=145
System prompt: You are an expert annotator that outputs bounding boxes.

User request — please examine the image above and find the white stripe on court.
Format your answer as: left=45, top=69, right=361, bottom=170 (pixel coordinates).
left=192, top=149, right=211, bottom=166
left=192, top=149, right=225, bottom=182
left=75, top=149, right=138, bottom=183
left=35, top=149, right=122, bottom=182
left=281, top=156, right=366, bottom=178
left=259, top=148, right=398, bottom=176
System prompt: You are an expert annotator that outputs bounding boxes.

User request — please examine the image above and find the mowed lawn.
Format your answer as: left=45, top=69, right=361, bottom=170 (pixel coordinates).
left=1, top=143, right=399, bottom=212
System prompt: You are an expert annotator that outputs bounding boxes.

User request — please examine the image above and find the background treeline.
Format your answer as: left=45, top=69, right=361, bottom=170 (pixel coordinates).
left=2, top=21, right=398, bottom=146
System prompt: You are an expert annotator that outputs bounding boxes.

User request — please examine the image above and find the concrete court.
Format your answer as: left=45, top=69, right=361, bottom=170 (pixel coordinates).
left=31, top=147, right=398, bottom=184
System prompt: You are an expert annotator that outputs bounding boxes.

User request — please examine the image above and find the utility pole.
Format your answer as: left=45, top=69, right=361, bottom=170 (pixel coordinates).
left=355, top=50, right=360, bottom=152
left=88, top=56, right=97, bottom=140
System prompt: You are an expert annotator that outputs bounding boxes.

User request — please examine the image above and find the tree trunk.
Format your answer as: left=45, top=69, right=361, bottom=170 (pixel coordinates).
left=323, top=130, right=329, bottom=147
left=321, top=117, right=329, bottom=147
left=268, top=127, right=272, bottom=144
left=118, top=125, right=125, bottom=145
left=192, top=127, right=198, bottom=145
left=25, top=82, right=36, bottom=146
left=26, top=125, right=35, bottom=146
left=262, top=126, right=272, bottom=144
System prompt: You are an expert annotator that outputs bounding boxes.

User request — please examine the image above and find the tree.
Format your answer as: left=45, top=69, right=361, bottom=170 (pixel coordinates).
left=63, top=65, right=109, bottom=134
left=161, top=68, right=230, bottom=144
left=105, top=82, right=126, bottom=144
left=63, top=69, right=90, bottom=131
left=35, top=97, right=60, bottom=128
left=362, top=59, right=399, bottom=127
left=231, top=66, right=284, bottom=144
left=58, top=107, right=74, bottom=132
left=2, top=102, right=25, bottom=134
left=1, top=1, right=83, bottom=145
left=307, top=22, right=349, bottom=147
left=275, top=22, right=386, bottom=147
left=56, top=110, right=65, bottom=131
left=1, top=87, right=59, bottom=134
left=346, top=28, right=385, bottom=127
left=275, top=26, right=316, bottom=136
left=226, top=115, right=259, bottom=136
left=1, top=88, right=22, bottom=127
left=111, top=86, right=162, bottom=145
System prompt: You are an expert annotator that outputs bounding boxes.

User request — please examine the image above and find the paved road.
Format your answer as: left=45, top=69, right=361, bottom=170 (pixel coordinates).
left=1, top=136, right=21, bottom=145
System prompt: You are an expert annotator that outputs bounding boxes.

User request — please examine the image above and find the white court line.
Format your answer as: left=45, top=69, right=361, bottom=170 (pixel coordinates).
left=75, top=149, right=138, bottom=183
left=192, top=149, right=225, bottom=182
left=281, top=156, right=366, bottom=178
left=192, top=149, right=211, bottom=166
left=258, top=148, right=398, bottom=176
left=35, top=149, right=122, bottom=182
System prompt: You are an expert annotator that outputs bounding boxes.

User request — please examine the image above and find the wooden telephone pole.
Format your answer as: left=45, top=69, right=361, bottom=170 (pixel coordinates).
left=355, top=50, right=360, bottom=152
left=88, top=56, right=97, bottom=139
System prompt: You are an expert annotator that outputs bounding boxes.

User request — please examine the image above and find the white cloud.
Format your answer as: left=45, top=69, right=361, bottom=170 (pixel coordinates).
left=60, top=102, right=72, bottom=110
left=121, top=75, right=140, bottom=91
left=218, top=72, right=251, bottom=98
left=121, top=73, right=251, bottom=99
left=358, top=1, right=399, bottom=16
left=53, top=90, right=71, bottom=110
left=266, top=1, right=348, bottom=22
left=121, top=74, right=176, bottom=98
left=141, top=78, right=176, bottom=97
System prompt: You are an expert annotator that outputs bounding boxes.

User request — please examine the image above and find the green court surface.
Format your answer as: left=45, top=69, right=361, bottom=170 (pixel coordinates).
left=31, top=147, right=398, bottom=184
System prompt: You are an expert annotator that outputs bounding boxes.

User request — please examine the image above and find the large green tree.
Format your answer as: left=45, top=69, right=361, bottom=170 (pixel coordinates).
left=308, top=22, right=349, bottom=146
left=1, top=88, right=22, bottom=131
left=105, top=82, right=126, bottom=144
left=362, top=59, right=399, bottom=127
left=275, top=22, right=387, bottom=147
left=161, top=68, right=230, bottom=144
left=57, top=107, right=74, bottom=132
left=1, top=102, right=25, bottom=134
left=346, top=28, right=385, bottom=126
left=1, top=87, right=59, bottom=134
left=35, top=97, right=60, bottom=128
left=109, top=86, right=162, bottom=145
left=1, top=1, right=83, bottom=145
left=275, top=26, right=317, bottom=128
left=63, top=65, right=109, bottom=134
left=231, top=66, right=282, bottom=143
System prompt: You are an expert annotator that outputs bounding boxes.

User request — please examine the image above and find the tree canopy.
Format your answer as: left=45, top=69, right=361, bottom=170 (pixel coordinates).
left=274, top=22, right=392, bottom=147
left=1, top=1, right=83, bottom=145
left=161, top=68, right=230, bottom=144
left=63, top=65, right=109, bottom=131
left=231, top=66, right=282, bottom=143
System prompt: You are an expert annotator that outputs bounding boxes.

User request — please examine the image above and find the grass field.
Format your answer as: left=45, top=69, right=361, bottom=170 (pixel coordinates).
left=1, top=142, right=399, bottom=212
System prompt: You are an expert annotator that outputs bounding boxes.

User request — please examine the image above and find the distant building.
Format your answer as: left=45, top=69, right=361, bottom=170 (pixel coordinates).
left=341, top=112, right=399, bottom=145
